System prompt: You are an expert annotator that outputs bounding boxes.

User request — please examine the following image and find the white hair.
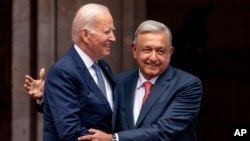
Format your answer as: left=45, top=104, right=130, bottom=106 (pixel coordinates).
left=71, top=3, right=110, bottom=43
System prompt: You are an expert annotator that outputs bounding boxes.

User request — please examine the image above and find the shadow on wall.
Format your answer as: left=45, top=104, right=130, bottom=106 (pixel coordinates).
left=171, top=1, right=214, bottom=76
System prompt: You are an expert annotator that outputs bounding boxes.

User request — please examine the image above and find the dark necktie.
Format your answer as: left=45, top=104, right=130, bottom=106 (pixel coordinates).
left=92, top=63, right=107, bottom=97
left=142, top=81, right=153, bottom=106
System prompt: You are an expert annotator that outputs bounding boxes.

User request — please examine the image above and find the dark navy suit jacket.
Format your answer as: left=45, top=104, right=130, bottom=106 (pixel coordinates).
left=114, top=66, right=202, bottom=141
left=43, top=46, right=117, bottom=141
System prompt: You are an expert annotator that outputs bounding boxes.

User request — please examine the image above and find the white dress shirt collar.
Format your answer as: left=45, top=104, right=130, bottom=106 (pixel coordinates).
left=74, top=44, right=95, bottom=69
left=136, top=69, right=158, bottom=89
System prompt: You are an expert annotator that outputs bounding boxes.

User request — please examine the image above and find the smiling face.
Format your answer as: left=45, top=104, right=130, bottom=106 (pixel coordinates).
left=81, top=12, right=116, bottom=61
left=132, top=32, right=174, bottom=79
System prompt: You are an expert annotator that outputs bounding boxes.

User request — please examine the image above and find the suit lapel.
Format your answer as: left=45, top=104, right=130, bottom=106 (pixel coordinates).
left=98, top=61, right=116, bottom=88
left=135, top=66, right=173, bottom=127
left=125, top=71, right=139, bottom=129
left=98, top=61, right=117, bottom=131
left=68, top=47, right=112, bottom=113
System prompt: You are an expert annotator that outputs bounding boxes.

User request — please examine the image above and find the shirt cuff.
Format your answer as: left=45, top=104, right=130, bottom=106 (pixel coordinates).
left=36, top=98, right=43, bottom=105
left=115, top=133, right=119, bottom=141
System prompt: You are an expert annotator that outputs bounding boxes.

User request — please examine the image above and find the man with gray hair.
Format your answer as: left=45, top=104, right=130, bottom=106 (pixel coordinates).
left=79, top=20, right=202, bottom=141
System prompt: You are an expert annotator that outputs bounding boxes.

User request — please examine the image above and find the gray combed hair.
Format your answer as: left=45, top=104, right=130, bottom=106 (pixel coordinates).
left=134, top=20, right=172, bottom=46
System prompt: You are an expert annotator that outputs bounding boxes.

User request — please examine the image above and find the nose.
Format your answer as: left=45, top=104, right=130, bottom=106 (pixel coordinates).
left=109, top=31, right=116, bottom=41
left=149, top=51, right=157, bottom=61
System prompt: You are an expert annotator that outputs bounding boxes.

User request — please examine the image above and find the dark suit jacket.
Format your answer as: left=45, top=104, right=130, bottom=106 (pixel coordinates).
left=114, top=66, right=202, bottom=141
left=43, top=46, right=117, bottom=141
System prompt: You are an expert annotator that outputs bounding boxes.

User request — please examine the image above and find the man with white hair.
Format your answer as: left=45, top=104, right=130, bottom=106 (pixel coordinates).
left=31, top=3, right=117, bottom=141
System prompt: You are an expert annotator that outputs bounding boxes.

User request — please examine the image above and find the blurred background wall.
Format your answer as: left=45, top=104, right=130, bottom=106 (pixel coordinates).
left=0, top=0, right=249, bottom=141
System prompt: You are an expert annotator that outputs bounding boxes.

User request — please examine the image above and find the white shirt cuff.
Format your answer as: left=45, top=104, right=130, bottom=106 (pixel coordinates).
left=36, top=98, right=43, bottom=105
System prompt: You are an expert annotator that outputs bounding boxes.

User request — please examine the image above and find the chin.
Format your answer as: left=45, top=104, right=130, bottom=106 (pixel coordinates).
left=105, top=52, right=110, bottom=56
left=104, top=49, right=110, bottom=53
left=145, top=71, right=158, bottom=77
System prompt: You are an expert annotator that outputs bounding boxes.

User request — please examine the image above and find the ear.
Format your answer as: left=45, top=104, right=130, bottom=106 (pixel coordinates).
left=169, top=46, right=174, bottom=56
left=131, top=42, right=137, bottom=59
left=80, top=28, right=89, bottom=43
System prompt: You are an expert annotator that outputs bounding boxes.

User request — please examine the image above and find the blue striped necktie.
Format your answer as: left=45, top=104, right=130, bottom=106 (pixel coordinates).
left=92, top=63, right=107, bottom=98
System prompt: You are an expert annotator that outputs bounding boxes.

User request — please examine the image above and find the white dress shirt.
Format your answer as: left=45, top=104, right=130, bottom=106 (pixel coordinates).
left=133, top=70, right=158, bottom=125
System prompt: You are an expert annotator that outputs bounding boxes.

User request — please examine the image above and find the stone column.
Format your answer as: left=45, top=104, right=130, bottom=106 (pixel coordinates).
left=36, top=0, right=57, bottom=141
left=12, top=0, right=33, bottom=140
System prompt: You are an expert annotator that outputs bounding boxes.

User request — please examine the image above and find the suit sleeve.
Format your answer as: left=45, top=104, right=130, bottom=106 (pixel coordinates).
left=44, top=67, right=89, bottom=140
left=35, top=102, right=43, bottom=113
left=117, top=77, right=202, bottom=141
